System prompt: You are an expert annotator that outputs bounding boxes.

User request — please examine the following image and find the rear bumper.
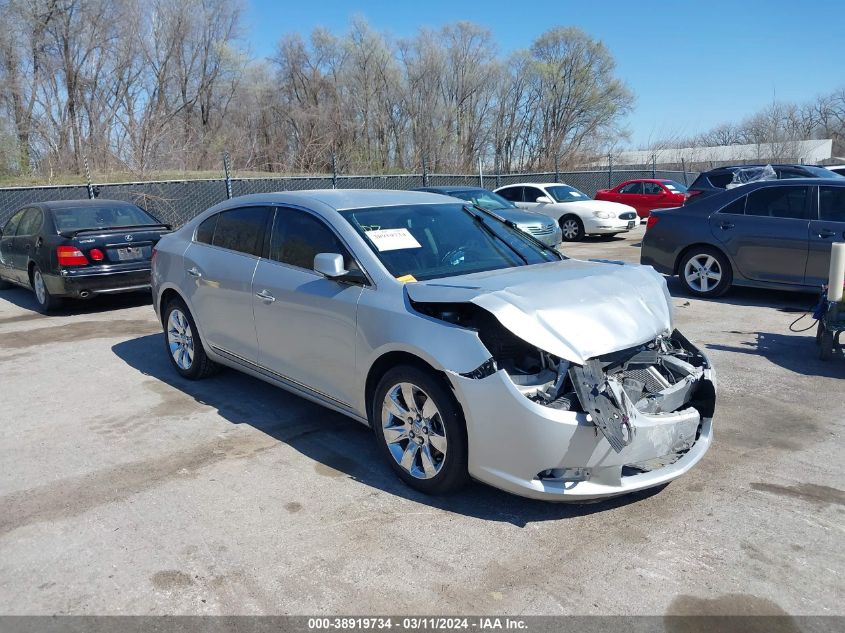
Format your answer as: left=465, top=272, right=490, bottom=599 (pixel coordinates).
left=44, top=266, right=152, bottom=298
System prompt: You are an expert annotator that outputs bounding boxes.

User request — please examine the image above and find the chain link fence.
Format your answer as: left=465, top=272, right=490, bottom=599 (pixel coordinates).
left=0, top=168, right=696, bottom=228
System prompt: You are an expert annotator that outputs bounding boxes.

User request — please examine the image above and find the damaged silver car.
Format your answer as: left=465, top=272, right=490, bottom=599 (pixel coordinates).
left=152, top=190, right=715, bottom=501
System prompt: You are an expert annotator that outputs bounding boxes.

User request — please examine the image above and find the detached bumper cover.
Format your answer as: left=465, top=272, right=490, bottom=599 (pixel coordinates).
left=449, top=343, right=715, bottom=501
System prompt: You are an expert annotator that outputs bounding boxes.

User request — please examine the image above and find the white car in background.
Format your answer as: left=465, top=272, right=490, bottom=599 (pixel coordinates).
left=495, top=182, right=638, bottom=241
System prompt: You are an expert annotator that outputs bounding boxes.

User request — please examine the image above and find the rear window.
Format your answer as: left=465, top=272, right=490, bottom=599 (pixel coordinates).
left=51, top=205, right=160, bottom=232
left=707, top=173, right=735, bottom=189
left=210, top=206, right=270, bottom=257
left=662, top=180, right=688, bottom=193
left=745, top=186, right=809, bottom=220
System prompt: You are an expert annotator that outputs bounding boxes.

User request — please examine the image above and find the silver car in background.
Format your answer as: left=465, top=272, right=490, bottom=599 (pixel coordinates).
left=151, top=190, right=715, bottom=501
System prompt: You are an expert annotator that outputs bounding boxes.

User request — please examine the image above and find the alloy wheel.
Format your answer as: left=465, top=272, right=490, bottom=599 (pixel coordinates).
left=167, top=308, right=195, bottom=370
left=561, top=219, right=580, bottom=240
left=33, top=270, right=47, bottom=305
left=684, top=254, right=722, bottom=293
left=381, top=382, right=447, bottom=480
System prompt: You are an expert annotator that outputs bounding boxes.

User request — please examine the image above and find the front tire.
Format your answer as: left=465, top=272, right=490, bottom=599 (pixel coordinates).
left=163, top=298, right=219, bottom=379
left=679, top=247, right=732, bottom=297
left=559, top=215, right=584, bottom=242
left=31, top=266, right=62, bottom=312
left=372, top=365, right=469, bottom=495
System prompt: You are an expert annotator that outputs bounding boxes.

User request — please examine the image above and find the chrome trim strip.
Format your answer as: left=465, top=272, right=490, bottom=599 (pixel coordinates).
left=210, top=345, right=355, bottom=411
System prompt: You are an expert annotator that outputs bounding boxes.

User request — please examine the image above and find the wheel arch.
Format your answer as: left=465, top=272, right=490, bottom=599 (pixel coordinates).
left=158, top=286, right=189, bottom=326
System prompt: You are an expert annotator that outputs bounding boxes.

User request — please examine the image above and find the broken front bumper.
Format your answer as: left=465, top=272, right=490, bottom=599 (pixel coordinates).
left=449, top=345, right=715, bottom=501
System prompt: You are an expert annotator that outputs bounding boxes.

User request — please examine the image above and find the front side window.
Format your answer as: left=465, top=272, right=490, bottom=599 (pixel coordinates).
left=270, top=208, right=351, bottom=270
left=4, top=209, right=28, bottom=236
left=618, top=182, right=642, bottom=194
left=497, top=187, right=522, bottom=202
left=341, top=203, right=560, bottom=281
left=745, top=186, right=809, bottom=220
left=51, top=204, right=160, bottom=232
left=819, top=186, right=845, bottom=223
left=211, top=206, right=270, bottom=256
left=523, top=187, right=547, bottom=202
left=546, top=185, right=590, bottom=202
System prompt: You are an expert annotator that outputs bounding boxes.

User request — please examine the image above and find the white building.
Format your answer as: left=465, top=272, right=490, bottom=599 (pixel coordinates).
left=610, top=138, right=833, bottom=167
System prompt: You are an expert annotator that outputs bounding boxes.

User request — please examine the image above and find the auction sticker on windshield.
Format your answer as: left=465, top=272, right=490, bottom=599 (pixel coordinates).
left=365, top=228, right=422, bottom=251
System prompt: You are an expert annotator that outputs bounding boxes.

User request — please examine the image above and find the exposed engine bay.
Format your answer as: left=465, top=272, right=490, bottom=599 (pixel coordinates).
left=414, top=300, right=714, bottom=453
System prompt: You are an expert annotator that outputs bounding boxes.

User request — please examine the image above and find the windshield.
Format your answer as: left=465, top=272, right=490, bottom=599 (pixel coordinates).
left=662, top=180, right=688, bottom=193
left=341, top=203, right=560, bottom=281
left=545, top=185, right=590, bottom=203
left=447, top=189, right=516, bottom=211
left=51, top=205, right=160, bottom=232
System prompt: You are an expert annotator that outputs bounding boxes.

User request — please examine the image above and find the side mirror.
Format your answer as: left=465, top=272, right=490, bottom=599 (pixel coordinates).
left=314, top=253, right=348, bottom=278
left=536, top=196, right=553, bottom=204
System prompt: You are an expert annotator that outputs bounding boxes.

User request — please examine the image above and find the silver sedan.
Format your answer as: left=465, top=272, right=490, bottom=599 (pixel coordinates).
left=151, top=190, right=715, bottom=500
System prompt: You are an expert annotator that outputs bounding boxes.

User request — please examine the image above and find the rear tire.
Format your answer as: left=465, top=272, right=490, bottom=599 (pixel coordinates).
left=679, top=247, right=732, bottom=297
left=372, top=365, right=469, bottom=495
left=559, top=215, right=584, bottom=242
left=31, top=266, right=63, bottom=313
left=163, top=298, right=219, bottom=379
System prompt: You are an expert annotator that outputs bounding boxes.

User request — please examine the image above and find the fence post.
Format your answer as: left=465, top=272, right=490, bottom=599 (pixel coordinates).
left=554, top=154, right=560, bottom=183
left=83, top=155, right=94, bottom=199
left=681, top=158, right=688, bottom=185
left=222, top=152, right=233, bottom=199
left=495, top=153, right=501, bottom=189
left=478, top=154, right=484, bottom=189
left=422, top=155, right=429, bottom=187
left=331, top=152, right=338, bottom=189
left=651, top=154, right=656, bottom=178
left=608, top=153, right=613, bottom=189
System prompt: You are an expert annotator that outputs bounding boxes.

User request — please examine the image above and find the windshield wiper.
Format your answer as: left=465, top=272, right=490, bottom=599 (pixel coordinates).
left=469, top=203, right=562, bottom=259
left=460, top=205, right=528, bottom=264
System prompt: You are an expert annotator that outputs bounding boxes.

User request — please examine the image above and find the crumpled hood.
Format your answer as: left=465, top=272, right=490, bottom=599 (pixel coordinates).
left=405, top=259, right=673, bottom=364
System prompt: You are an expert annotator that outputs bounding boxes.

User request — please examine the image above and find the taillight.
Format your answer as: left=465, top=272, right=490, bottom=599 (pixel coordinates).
left=646, top=215, right=660, bottom=230
left=57, top=245, right=89, bottom=266
left=89, top=248, right=105, bottom=261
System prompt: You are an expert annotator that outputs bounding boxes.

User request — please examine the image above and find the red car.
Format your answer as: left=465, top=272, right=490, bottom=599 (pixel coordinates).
left=595, top=179, right=688, bottom=218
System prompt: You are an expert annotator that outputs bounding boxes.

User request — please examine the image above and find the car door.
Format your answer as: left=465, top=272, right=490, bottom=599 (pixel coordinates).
left=12, top=208, right=44, bottom=280
left=616, top=181, right=644, bottom=213
left=642, top=181, right=670, bottom=213
left=709, top=185, right=811, bottom=285
left=252, top=206, right=364, bottom=408
left=0, top=209, right=26, bottom=283
left=806, top=185, right=845, bottom=287
left=181, top=205, right=272, bottom=364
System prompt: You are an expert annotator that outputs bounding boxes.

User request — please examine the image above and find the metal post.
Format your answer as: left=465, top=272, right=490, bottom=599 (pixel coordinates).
left=651, top=154, right=656, bottom=178
left=495, top=153, right=501, bottom=188
left=422, top=155, right=429, bottom=187
left=608, top=153, right=613, bottom=189
left=554, top=154, right=560, bottom=183
left=681, top=158, right=688, bottom=185
left=478, top=154, right=484, bottom=189
left=222, top=152, right=233, bottom=199
left=83, top=155, right=94, bottom=199
left=331, top=152, right=338, bottom=189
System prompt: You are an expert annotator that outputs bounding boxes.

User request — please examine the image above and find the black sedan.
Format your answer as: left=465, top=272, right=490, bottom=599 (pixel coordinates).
left=0, top=200, right=170, bottom=311
left=641, top=179, right=845, bottom=297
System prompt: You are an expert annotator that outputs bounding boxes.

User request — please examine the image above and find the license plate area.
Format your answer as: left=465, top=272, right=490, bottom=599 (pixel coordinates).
left=116, top=247, right=144, bottom=261
left=628, top=220, right=636, bottom=229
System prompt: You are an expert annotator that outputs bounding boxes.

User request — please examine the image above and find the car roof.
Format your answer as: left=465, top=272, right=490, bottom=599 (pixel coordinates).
left=29, top=199, right=141, bottom=211
left=415, top=186, right=486, bottom=193
left=496, top=182, right=565, bottom=188
left=704, top=164, right=820, bottom=174
left=209, top=189, right=457, bottom=212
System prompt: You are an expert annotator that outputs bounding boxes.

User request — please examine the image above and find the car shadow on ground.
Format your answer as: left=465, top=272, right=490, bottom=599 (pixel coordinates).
left=706, top=331, right=844, bottom=378
left=0, top=285, right=151, bottom=317
left=112, top=333, right=666, bottom=526
left=665, top=277, right=819, bottom=311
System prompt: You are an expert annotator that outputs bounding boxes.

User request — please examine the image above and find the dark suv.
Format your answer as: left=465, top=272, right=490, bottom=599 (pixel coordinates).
left=684, top=164, right=843, bottom=205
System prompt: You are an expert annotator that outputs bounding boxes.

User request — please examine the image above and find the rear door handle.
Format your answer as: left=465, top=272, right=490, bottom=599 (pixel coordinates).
left=187, top=267, right=202, bottom=278
left=255, top=289, right=275, bottom=302
left=817, top=229, right=836, bottom=238
left=719, top=222, right=734, bottom=230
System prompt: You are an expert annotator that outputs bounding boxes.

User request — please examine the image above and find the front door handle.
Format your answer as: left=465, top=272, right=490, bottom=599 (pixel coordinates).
left=719, top=222, right=735, bottom=230
left=255, top=289, right=275, bottom=302
left=187, top=267, right=202, bottom=278
left=816, top=229, right=836, bottom=238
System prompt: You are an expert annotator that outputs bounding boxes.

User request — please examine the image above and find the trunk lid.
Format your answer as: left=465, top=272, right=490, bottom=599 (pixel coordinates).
left=63, top=226, right=171, bottom=265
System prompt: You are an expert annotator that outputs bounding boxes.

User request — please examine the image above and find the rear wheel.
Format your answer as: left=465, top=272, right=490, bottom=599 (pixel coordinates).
left=372, top=365, right=469, bottom=495
left=679, top=248, right=732, bottom=297
left=559, top=215, right=584, bottom=242
left=163, top=298, right=219, bottom=379
left=31, top=266, right=62, bottom=312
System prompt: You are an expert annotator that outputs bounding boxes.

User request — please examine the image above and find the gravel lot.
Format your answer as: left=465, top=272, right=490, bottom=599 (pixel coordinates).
left=0, top=223, right=842, bottom=616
